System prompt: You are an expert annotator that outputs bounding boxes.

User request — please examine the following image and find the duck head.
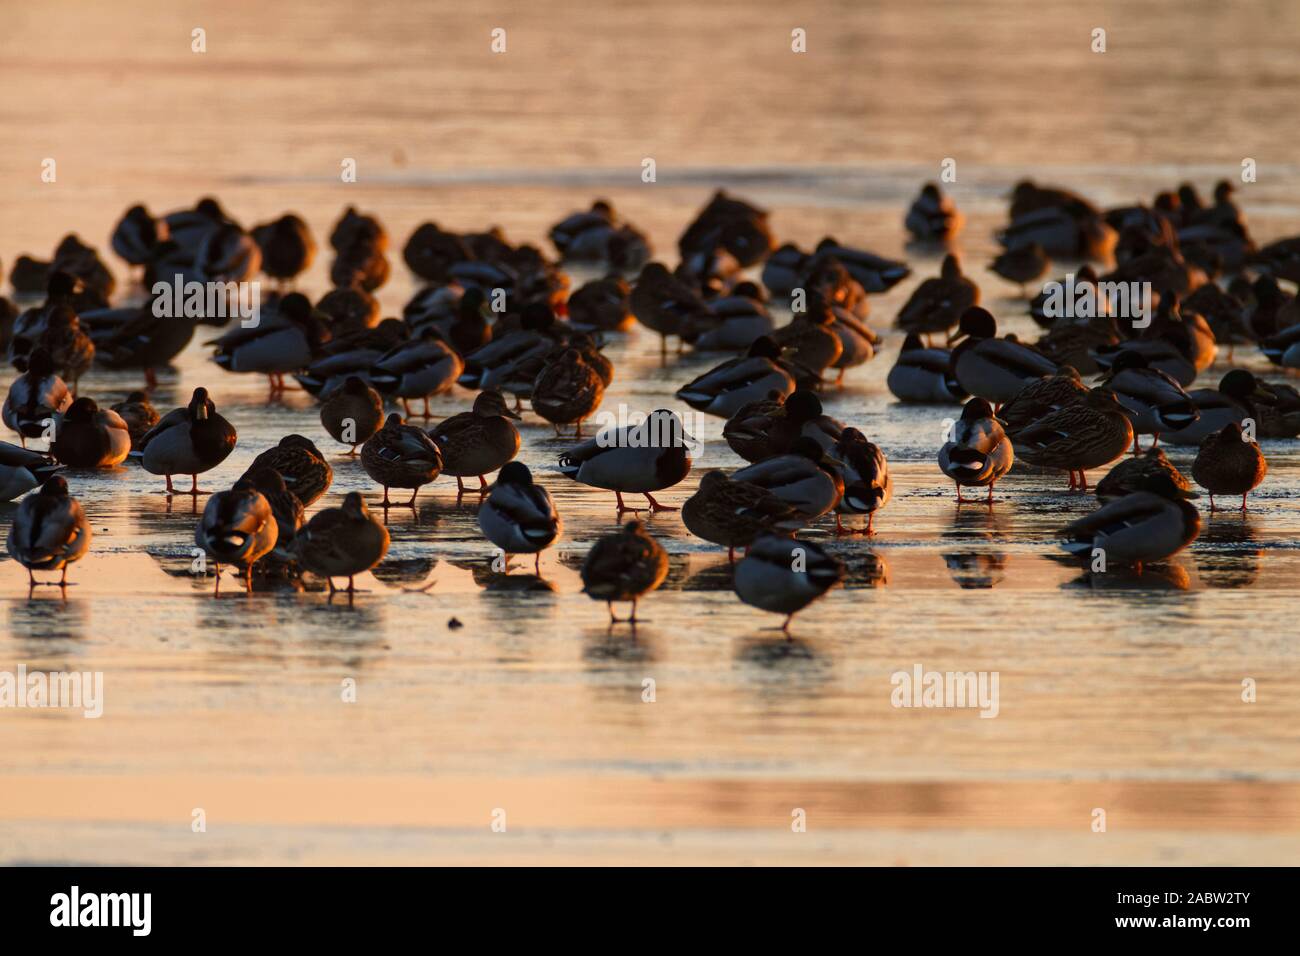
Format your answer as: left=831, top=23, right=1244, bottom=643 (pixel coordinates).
left=474, top=388, right=520, bottom=420
left=497, top=461, right=534, bottom=487
left=783, top=389, right=824, bottom=424
left=40, top=475, right=70, bottom=498
left=341, top=491, right=371, bottom=520
left=187, top=387, right=214, bottom=423
left=948, top=307, right=996, bottom=346
left=64, top=397, right=99, bottom=423
left=746, top=336, right=782, bottom=361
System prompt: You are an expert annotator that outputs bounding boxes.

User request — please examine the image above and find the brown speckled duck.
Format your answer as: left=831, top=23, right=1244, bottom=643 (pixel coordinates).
left=681, top=470, right=806, bottom=561
left=242, top=434, right=333, bottom=507
left=428, top=388, right=522, bottom=494
left=531, top=348, right=605, bottom=437
left=361, top=413, right=443, bottom=507
left=319, top=375, right=384, bottom=455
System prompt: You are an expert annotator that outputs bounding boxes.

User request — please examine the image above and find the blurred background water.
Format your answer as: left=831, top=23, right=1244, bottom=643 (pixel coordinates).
left=1, top=0, right=1298, bottom=864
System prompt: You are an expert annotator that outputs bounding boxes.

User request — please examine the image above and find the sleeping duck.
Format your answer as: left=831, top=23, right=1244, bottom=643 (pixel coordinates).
left=833, top=427, right=893, bottom=535
left=3, top=347, right=71, bottom=444
left=681, top=470, right=806, bottom=561
left=938, top=398, right=1015, bottom=503
left=886, top=334, right=967, bottom=405
left=558, top=408, right=693, bottom=512
left=897, top=254, right=979, bottom=339
left=294, top=491, right=391, bottom=595
left=949, top=307, right=1058, bottom=405
left=733, top=533, right=844, bottom=633
left=477, top=462, right=562, bottom=574
left=1060, top=470, right=1199, bottom=573
left=676, top=337, right=796, bottom=419
left=0, top=441, right=61, bottom=502
left=6, top=475, right=91, bottom=587
left=730, top=436, right=845, bottom=520
left=580, top=520, right=670, bottom=625
left=360, top=413, right=443, bottom=507
left=195, top=478, right=278, bottom=591
left=50, top=398, right=131, bottom=468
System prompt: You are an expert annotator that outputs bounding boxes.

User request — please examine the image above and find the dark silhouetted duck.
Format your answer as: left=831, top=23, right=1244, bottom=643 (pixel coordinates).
left=477, top=462, right=562, bottom=573
left=630, top=262, right=712, bottom=355
left=734, top=533, right=844, bottom=632
left=1192, top=423, right=1267, bottom=511
left=7, top=475, right=91, bottom=587
left=1060, top=469, right=1199, bottom=572
left=111, top=204, right=169, bottom=268
left=50, top=398, right=130, bottom=468
left=369, top=329, right=465, bottom=418
left=989, top=243, right=1050, bottom=296
left=1009, top=388, right=1133, bottom=491
left=428, top=388, right=521, bottom=494
left=1095, top=447, right=1190, bottom=503
left=0, top=441, right=60, bottom=502
left=949, top=308, right=1059, bottom=405
left=905, top=182, right=964, bottom=243
left=531, top=348, right=605, bottom=437
left=1097, top=350, right=1198, bottom=451
left=897, top=254, right=979, bottom=338
left=676, top=337, right=796, bottom=418
left=3, top=348, right=71, bottom=444
left=887, top=334, right=967, bottom=404
left=320, top=376, right=385, bottom=454
left=252, top=214, right=316, bottom=286
left=558, top=409, right=693, bottom=512
left=138, top=387, right=237, bottom=494
left=580, top=520, right=669, bottom=624
left=1163, top=369, right=1273, bottom=446
left=568, top=275, right=634, bottom=332
left=361, top=413, right=443, bottom=506
left=209, top=292, right=331, bottom=392
left=833, top=427, right=892, bottom=535
left=681, top=470, right=805, bottom=560
left=731, top=436, right=844, bottom=521
left=294, top=491, right=390, bottom=595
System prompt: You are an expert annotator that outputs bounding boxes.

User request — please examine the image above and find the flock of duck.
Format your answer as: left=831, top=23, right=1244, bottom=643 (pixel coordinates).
left=1, top=176, right=1297, bottom=627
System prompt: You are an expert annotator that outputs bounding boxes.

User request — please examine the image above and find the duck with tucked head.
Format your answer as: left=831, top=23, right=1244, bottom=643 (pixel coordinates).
left=730, top=436, right=845, bottom=521
left=580, top=519, right=669, bottom=625
left=50, top=398, right=131, bottom=469
left=1192, top=422, right=1267, bottom=512
left=681, top=470, right=806, bottom=561
left=675, top=336, right=796, bottom=419
left=1009, top=388, right=1133, bottom=492
left=369, top=327, right=464, bottom=419
left=3, top=347, right=71, bottom=446
left=734, top=533, right=844, bottom=634
left=558, top=408, right=693, bottom=513
left=195, top=477, right=278, bottom=591
left=319, top=375, right=384, bottom=455
left=989, top=242, right=1051, bottom=296
left=1096, top=350, right=1199, bottom=452
left=138, top=387, right=237, bottom=495
left=7, top=476, right=91, bottom=588
left=360, top=413, right=443, bottom=507
left=531, top=348, right=606, bottom=438
left=241, top=434, right=333, bottom=507
left=428, top=389, right=521, bottom=495
left=0, top=442, right=61, bottom=502
left=1163, top=369, right=1274, bottom=446
left=886, top=334, right=967, bottom=405
left=208, top=292, right=331, bottom=394
left=630, top=262, right=713, bottom=356
left=1095, top=447, right=1190, bottom=503
left=246, top=468, right=305, bottom=569
left=1060, top=470, right=1200, bottom=574
left=938, top=398, right=1015, bottom=503
left=905, top=182, right=965, bottom=243
left=478, top=462, right=562, bottom=574
left=294, top=491, right=390, bottom=596
left=251, top=214, right=316, bottom=287
left=834, top=427, right=893, bottom=535
left=897, top=254, right=980, bottom=339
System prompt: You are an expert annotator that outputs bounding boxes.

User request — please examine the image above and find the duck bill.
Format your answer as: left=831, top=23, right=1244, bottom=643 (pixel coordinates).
left=946, top=331, right=967, bottom=346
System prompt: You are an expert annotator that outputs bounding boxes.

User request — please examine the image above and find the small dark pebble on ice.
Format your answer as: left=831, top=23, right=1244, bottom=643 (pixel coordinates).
left=448, top=617, right=463, bottom=629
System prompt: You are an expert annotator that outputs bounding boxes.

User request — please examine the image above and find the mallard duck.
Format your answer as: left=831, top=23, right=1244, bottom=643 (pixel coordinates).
left=531, top=348, right=605, bottom=437
left=246, top=468, right=305, bottom=567
left=1257, top=381, right=1300, bottom=438
left=1060, top=470, right=1200, bottom=572
left=331, top=242, right=390, bottom=292
left=949, top=308, right=1059, bottom=405
left=1163, top=369, right=1274, bottom=446
left=95, top=300, right=197, bottom=388
left=317, top=285, right=381, bottom=334
left=886, top=334, right=967, bottom=404
left=252, top=214, right=316, bottom=286
left=1009, top=388, right=1133, bottom=491
left=1035, top=311, right=1120, bottom=374
left=771, top=303, right=844, bottom=384
left=989, top=242, right=1050, bottom=295
left=331, top=207, right=389, bottom=254
left=905, top=183, right=964, bottom=242
left=1095, top=448, right=1190, bottom=503
left=3, top=348, right=71, bottom=444
left=50, top=398, right=130, bottom=468
left=458, top=304, right=556, bottom=394
left=938, top=398, right=1015, bottom=502
left=676, top=337, right=796, bottom=419
left=1000, top=195, right=1116, bottom=260
left=897, top=254, right=980, bottom=338
left=293, top=491, right=390, bottom=593
left=196, top=222, right=261, bottom=284
left=630, top=262, right=712, bottom=354
left=809, top=238, right=910, bottom=293
left=997, top=367, right=1087, bottom=434
left=428, top=389, right=521, bottom=494
left=478, top=462, right=562, bottom=573
left=681, top=285, right=775, bottom=351
left=242, top=434, right=333, bottom=506
left=1192, top=423, right=1267, bottom=511
left=319, top=375, right=384, bottom=454
left=49, top=234, right=115, bottom=302
left=138, top=387, right=238, bottom=495
left=568, top=275, right=634, bottom=332
left=30, top=306, right=94, bottom=392
left=834, top=427, right=893, bottom=534
left=0, top=442, right=60, bottom=502
left=804, top=258, right=870, bottom=320
left=402, top=221, right=473, bottom=283
left=295, top=318, right=408, bottom=397
left=6, top=476, right=91, bottom=587
left=1249, top=235, right=1300, bottom=285
left=731, top=436, right=845, bottom=520
left=403, top=284, right=463, bottom=336
left=580, top=519, right=669, bottom=624
left=558, top=408, right=693, bottom=512
left=761, top=243, right=810, bottom=299
left=110, top=204, right=168, bottom=267
left=722, top=391, right=789, bottom=461
left=209, top=292, right=331, bottom=393
left=549, top=200, right=651, bottom=270
left=360, top=413, right=443, bottom=506
left=163, top=196, right=235, bottom=260
left=733, top=533, right=844, bottom=632
left=195, top=478, right=278, bottom=590
left=1097, top=350, right=1198, bottom=451
left=681, top=470, right=805, bottom=560
left=1028, top=265, right=1103, bottom=329
left=678, top=190, right=775, bottom=271
left=368, top=329, right=464, bottom=419
left=826, top=305, right=880, bottom=383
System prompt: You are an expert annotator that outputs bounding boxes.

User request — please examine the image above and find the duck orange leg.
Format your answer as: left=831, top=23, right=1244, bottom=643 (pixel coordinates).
left=643, top=493, right=677, bottom=512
